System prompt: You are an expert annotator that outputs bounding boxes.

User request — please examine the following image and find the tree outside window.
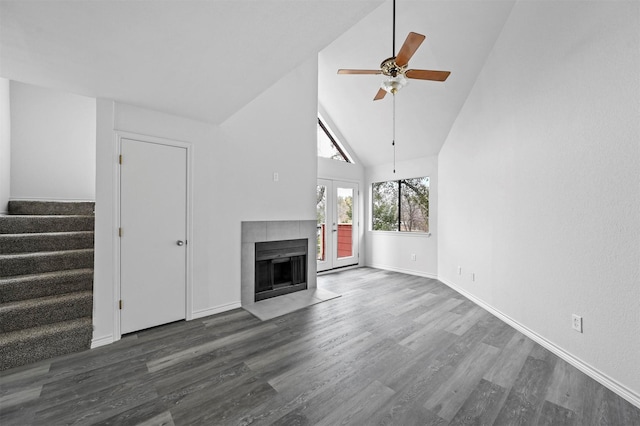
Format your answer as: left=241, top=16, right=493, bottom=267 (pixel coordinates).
left=372, top=177, right=429, bottom=233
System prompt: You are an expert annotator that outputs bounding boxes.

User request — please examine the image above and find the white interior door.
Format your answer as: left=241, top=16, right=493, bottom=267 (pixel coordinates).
left=317, top=179, right=359, bottom=272
left=120, top=138, right=187, bottom=334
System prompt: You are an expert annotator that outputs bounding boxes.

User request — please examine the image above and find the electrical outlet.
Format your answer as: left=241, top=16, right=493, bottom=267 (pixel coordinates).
left=471, top=273, right=475, bottom=282
left=572, top=314, right=583, bottom=333
left=273, top=172, right=279, bottom=182
left=457, top=266, right=462, bottom=275
left=411, top=254, right=416, bottom=261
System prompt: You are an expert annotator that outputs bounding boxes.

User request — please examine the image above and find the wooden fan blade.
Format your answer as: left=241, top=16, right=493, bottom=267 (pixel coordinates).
left=405, top=69, right=451, bottom=81
left=337, top=69, right=382, bottom=75
left=395, top=32, right=426, bottom=67
left=374, top=88, right=387, bottom=101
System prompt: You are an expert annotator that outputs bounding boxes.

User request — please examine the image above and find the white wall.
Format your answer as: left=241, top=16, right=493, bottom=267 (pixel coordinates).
left=365, top=155, right=438, bottom=278
left=0, top=78, right=10, bottom=213
left=438, top=1, right=640, bottom=404
left=93, top=56, right=319, bottom=345
left=10, top=82, right=96, bottom=201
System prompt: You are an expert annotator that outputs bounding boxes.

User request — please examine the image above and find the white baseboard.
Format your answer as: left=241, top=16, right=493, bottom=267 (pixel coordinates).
left=438, top=277, right=640, bottom=409
left=191, top=302, right=241, bottom=320
left=89, top=303, right=241, bottom=349
left=91, top=334, right=114, bottom=349
left=317, top=264, right=361, bottom=275
left=366, top=263, right=438, bottom=280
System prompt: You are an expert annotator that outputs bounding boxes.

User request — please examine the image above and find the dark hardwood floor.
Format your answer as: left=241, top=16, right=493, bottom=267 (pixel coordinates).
left=1, top=267, right=639, bottom=425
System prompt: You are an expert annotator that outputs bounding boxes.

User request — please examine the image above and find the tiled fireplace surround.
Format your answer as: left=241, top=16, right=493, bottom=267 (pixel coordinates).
left=241, top=220, right=340, bottom=321
left=241, top=220, right=317, bottom=305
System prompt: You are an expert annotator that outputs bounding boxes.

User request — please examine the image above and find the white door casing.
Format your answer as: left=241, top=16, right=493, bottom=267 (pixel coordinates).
left=119, top=138, right=188, bottom=334
left=317, top=179, right=332, bottom=272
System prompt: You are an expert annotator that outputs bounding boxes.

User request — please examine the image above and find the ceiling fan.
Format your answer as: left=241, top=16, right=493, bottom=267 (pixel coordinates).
left=337, top=0, right=451, bottom=101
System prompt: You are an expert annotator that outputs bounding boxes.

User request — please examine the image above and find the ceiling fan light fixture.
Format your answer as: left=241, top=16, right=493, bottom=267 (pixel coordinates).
left=381, top=74, right=408, bottom=95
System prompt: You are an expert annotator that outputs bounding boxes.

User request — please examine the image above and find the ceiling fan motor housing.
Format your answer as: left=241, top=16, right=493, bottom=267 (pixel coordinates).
left=380, top=57, right=406, bottom=77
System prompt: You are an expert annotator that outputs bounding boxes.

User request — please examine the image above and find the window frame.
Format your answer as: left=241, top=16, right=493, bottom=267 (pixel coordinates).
left=317, top=117, right=353, bottom=164
left=370, top=176, right=430, bottom=234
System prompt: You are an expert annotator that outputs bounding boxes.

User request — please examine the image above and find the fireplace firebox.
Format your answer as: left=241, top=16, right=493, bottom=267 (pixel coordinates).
left=255, top=239, right=308, bottom=302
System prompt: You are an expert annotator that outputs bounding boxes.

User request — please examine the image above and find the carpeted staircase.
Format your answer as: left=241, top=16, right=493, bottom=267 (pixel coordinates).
left=0, top=201, right=94, bottom=371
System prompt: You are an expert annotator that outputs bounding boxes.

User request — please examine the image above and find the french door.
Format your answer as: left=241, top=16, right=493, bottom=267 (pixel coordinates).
left=317, top=179, right=359, bottom=272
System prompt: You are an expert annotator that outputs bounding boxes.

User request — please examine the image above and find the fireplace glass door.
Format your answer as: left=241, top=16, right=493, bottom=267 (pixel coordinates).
left=255, top=239, right=307, bottom=301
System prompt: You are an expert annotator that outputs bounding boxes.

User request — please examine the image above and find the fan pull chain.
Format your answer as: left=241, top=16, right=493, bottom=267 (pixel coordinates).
left=392, top=93, right=396, bottom=174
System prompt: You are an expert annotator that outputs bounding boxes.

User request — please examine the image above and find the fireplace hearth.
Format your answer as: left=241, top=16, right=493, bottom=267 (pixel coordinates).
left=255, top=239, right=307, bottom=302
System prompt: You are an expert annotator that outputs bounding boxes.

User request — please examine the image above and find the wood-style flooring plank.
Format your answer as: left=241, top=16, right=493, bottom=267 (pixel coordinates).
left=483, top=331, right=535, bottom=389
left=146, top=322, right=278, bottom=373
left=98, top=400, right=173, bottom=425
left=448, top=379, right=507, bottom=426
left=424, top=342, right=501, bottom=421
left=33, top=376, right=159, bottom=425
left=544, top=357, right=587, bottom=413
left=493, top=351, right=558, bottom=425
left=414, top=297, right=465, bottom=324
left=536, top=400, right=576, bottom=426
left=0, top=363, right=50, bottom=398
left=399, top=311, right=460, bottom=350
left=315, top=380, right=395, bottom=425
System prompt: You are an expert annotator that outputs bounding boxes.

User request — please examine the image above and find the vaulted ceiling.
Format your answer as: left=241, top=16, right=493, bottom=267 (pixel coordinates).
left=1, top=0, right=516, bottom=168
left=319, top=0, right=515, bottom=166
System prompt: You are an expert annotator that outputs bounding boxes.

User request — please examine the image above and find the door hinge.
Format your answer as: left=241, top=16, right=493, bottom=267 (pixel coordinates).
left=118, top=227, right=123, bottom=237
left=119, top=154, right=123, bottom=165
left=119, top=300, right=123, bottom=310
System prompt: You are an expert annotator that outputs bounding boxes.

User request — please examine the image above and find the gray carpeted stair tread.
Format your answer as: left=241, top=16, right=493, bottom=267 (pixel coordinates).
left=0, top=202, right=96, bottom=370
left=0, top=269, right=93, bottom=303
left=0, top=215, right=95, bottom=234
left=0, top=231, right=94, bottom=254
left=0, top=290, right=93, bottom=333
left=8, top=200, right=95, bottom=216
left=0, top=249, right=94, bottom=277
left=0, top=317, right=93, bottom=371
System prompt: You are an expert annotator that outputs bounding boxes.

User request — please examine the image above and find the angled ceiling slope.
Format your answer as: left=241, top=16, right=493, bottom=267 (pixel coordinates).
left=319, top=0, right=515, bottom=167
left=0, top=0, right=383, bottom=125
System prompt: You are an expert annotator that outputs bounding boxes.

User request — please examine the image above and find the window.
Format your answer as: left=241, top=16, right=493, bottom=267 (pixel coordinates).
left=317, top=118, right=352, bottom=163
left=372, top=176, right=429, bottom=233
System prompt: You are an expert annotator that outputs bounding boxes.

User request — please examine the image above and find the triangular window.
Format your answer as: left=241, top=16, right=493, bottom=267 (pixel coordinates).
left=317, top=118, right=353, bottom=163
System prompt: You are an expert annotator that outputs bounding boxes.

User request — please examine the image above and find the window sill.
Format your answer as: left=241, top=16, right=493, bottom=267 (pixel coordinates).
left=368, top=230, right=432, bottom=238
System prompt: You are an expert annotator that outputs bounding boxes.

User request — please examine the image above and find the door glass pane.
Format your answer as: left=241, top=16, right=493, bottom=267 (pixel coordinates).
left=336, top=187, right=353, bottom=259
left=316, top=185, right=327, bottom=261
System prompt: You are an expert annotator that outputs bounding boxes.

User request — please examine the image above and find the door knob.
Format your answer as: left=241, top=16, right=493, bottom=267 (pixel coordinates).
left=176, top=240, right=184, bottom=246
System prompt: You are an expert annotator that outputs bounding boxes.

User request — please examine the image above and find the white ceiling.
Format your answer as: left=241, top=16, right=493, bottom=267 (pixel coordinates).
left=1, top=0, right=516, bottom=168
left=0, top=0, right=383, bottom=124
